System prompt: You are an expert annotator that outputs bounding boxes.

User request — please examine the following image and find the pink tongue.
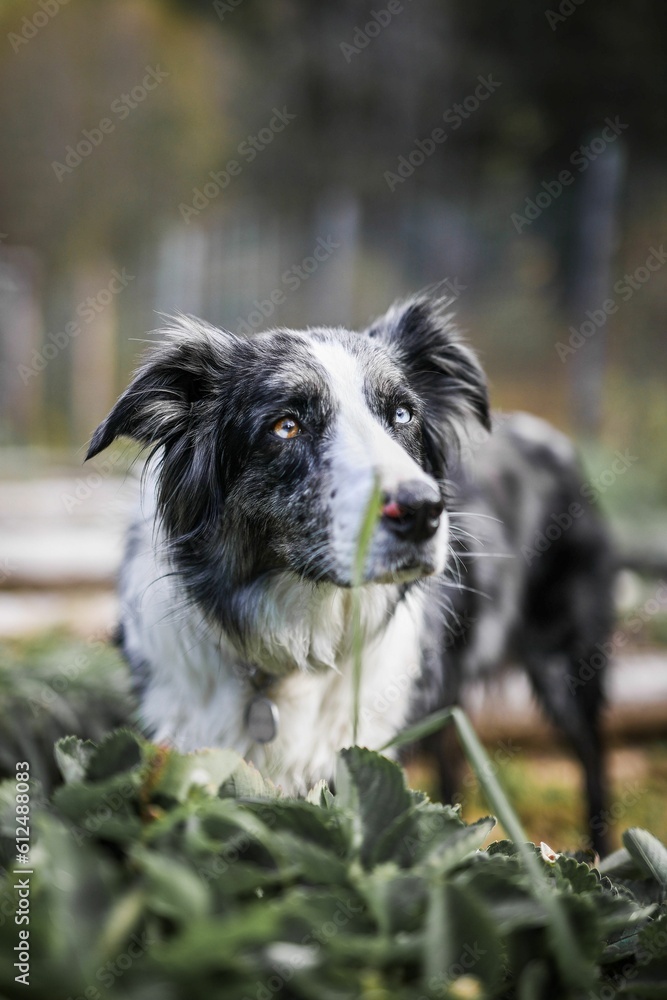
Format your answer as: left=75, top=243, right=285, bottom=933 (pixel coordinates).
left=382, top=501, right=406, bottom=519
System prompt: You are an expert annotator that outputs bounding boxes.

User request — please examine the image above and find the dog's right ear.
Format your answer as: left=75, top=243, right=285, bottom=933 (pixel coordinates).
left=86, top=322, right=233, bottom=460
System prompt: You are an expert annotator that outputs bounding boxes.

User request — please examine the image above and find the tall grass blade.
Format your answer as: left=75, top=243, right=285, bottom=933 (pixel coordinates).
left=351, top=479, right=382, bottom=744
left=452, top=707, right=592, bottom=990
left=383, top=704, right=593, bottom=990
left=379, top=707, right=456, bottom=753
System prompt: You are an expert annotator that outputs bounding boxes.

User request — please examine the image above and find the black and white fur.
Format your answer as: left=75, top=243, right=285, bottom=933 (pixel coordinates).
left=88, top=297, right=613, bottom=851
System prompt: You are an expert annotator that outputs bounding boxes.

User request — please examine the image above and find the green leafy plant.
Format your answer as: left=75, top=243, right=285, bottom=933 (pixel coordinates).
left=0, top=634, right=132, bottom=793
left=1, top=726, right=666, bottom=1000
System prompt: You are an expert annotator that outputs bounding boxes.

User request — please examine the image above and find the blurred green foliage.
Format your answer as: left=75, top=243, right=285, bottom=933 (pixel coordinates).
left=0, top=633, right=132, bottom=793
left=2, top=730, right=667, bottom=998
left=3, top=730, right=667, bottom=998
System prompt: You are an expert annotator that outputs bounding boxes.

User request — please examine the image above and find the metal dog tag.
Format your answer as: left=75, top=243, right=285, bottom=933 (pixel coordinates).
left=246, top=695, right=279, bottom=743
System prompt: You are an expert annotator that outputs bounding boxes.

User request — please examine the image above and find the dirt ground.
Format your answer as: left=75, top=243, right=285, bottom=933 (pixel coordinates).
left=407, top=739, right=667, bottom=853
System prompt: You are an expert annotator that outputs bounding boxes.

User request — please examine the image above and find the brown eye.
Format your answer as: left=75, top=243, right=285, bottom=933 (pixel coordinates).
left=273, top=416, right=301, bottom=439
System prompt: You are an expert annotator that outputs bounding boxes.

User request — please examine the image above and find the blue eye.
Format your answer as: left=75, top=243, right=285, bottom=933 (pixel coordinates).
left=395, top=406, right=412, bottom=425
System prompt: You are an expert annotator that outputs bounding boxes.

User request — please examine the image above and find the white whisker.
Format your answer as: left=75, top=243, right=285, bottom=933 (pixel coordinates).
left=455, top=551, right=515, bottom=559
left=448, top=511, right=504, bottom=524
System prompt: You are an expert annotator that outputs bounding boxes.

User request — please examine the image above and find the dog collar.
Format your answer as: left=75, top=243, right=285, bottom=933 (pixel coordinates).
left=244, top=666, right=280, bottom=744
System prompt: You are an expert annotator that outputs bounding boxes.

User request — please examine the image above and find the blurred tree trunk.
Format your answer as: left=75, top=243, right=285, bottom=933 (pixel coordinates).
left=0, top=248, right=43, bottom=445
left=566, top=141, right=625, bottom=437
left=70, top=262, right=117, bottom=446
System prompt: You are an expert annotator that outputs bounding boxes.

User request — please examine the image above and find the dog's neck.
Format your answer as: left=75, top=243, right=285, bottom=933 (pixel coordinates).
left=220, top=570, right=403, bottom=678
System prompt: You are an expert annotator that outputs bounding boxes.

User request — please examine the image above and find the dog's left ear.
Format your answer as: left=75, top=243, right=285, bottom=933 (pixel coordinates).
left=365, top=297, right=490, bottom=471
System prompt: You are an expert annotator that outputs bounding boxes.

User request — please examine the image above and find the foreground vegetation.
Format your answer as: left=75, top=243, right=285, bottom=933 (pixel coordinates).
left=3, top=633, right=667, bottom=849
left=1, top=726, right=667, bottom=999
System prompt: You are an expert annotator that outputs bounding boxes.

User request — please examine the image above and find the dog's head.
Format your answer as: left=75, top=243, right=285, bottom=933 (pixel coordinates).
left=88, top=296, right=489, bottom=601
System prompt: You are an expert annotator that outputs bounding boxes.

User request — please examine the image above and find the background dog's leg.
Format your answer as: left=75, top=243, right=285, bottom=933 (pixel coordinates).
left=517, top=487, right=614, bottom=856
left=421, top=649, right=466, bottom=808
left=424, top=723, right=463, bottom=806
left=526, top=653, right=608, bottom=856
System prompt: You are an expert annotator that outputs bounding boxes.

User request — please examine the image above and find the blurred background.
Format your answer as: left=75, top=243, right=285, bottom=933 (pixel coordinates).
left=0, top=0, right=666, bottom=849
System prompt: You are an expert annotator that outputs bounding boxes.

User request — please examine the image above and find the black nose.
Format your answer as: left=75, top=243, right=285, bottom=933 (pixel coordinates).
left=381, top=481, right=444, bottom=543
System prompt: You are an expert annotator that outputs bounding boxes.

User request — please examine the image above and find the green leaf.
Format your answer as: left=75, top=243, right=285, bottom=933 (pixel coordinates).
left=152, top=909, right=283, bottom=972
left=601, top=904, right=659, bottom=962
left=614, top=878, right=664, bottom=907
left=278, top=886, right=370, bottom=938
left=25, top=814, right=117, bottom=970
left=424, top=880, right=504, bottom=994
left=306, top=778, right=334, bottom=807
left=623, top=829, right=667, bottom=889
left=486, top=839, right=521, bottom=859
left=271, top=831, right=349, bottom=884
left=93, top=887, right=146, bottom=964
left=86, top=728, right=143, bottom=781
left=371, top=802, right=493, bottom=873
left=53, top=771, right=142, bottom=844
left=559, top=892, right=602, bottom=962
left=556, top=854, right=602, bottom=895
left=356, top=867, right=428, bottom=935
left=54, top=735, right=95, bottom=784
left=219, top=756, right=280, bottom=798
left=336, top=748, right=412, bottom=868
left=637, top=914, right=667, bottom=963
left=194, top=798, right=277, bottom=848
left=322, top=927, right=420, bottom=965
left=131, top=846, right=210, bottom=923
left=153, top=747, right=244, bottom=802
left=363, top=806, right=421, bottom=869
left=599, top=846, right=642, bottom=878
left=419, top=815, right=496, bottom=873
left=456, top=857, right=547, bottom=935
left=241, top=798, right=348, bottom=857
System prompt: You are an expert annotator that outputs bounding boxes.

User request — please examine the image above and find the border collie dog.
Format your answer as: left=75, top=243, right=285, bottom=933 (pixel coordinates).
left=88, top=297, right=613, bottom=851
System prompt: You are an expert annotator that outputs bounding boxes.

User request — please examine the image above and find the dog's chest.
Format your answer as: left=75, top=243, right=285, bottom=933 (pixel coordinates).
left=253, top=599, right=424, bottom=792
left=133, top=578, right=425, bottom=794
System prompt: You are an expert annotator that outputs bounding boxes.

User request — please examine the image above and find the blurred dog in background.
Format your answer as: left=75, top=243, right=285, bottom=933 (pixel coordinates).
left=415, top=411, right=615, bottom=855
